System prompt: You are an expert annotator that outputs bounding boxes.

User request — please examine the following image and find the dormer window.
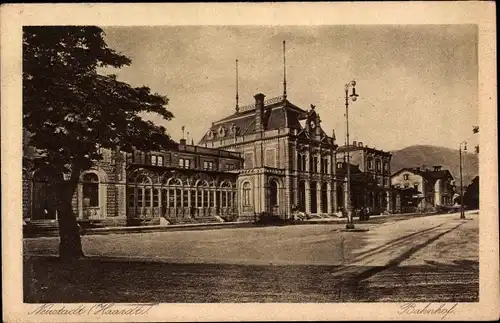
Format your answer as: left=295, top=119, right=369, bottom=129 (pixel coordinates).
left=403, top=174, right=409, bottom=180
left=207, top=130, right=214, bottom=140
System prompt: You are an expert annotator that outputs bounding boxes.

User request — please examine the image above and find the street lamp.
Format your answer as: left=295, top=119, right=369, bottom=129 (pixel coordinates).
left=459, top=140, right=467, bottom=219
left=345, top=80, right=359, bottom=229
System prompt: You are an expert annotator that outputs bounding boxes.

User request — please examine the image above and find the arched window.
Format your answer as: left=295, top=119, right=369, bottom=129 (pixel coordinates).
left=183, top=189, right=189, bottom=207
left=221, top=189, right=227, bottom=207
left=221, top=182, right=231, bottom=207
left=82, top=173, right=99, bottom=207
left=203, top=181, right=210, bottom=208
left=368, top=158, right=374, bottom=170
left=242, top=182, right=251, bottom=206
left=190, top=187, right=197, bottom=208
left=209, top=182, right=216, bottom=207
left=135, top=175, right=152, bottom=208
left=163, top=178, right=182, bottom=208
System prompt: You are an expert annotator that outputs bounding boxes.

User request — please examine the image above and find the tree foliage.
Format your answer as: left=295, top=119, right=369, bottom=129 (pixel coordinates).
left=23, top=26, right=175, bottom=174
left=463, top=176, right=479, bottom=210
left=23, top=26, right=175, bottom=258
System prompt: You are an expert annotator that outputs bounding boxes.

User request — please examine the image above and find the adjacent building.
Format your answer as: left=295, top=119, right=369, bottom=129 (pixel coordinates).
left=391, top=165, right=455, bottom=213
left=335, top=143, right=395, bottom=214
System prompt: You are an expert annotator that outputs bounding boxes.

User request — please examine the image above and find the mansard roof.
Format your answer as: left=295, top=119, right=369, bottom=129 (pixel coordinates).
left=199, top=95, right=310, bottom=144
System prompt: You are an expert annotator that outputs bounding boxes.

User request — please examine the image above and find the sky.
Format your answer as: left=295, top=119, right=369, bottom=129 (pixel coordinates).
left=100, top=25, right=478, bottom=151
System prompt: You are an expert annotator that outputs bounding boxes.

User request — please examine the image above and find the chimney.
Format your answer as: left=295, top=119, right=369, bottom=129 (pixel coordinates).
left=433, top=165, right=442, bottom=171
left=358, top=141, right=363, bottom=147
left=254, top=93, right=265, bottom=132
left=179, top=138, right=187, bottom=150
left=315, top=114, right=321, bottom=140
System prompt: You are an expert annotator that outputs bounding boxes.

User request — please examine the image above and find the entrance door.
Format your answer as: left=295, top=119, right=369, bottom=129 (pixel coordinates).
left=321, top=183, right=328, bottom=213
left=269, top=180, right=278, bottom=215
left=298, top=181, right=306, bottom=212
left=310, top=181, right=317, bottom=213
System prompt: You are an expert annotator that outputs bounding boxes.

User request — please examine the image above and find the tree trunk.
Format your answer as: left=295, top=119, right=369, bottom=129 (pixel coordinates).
left=57, top=169, right=84, bottom=260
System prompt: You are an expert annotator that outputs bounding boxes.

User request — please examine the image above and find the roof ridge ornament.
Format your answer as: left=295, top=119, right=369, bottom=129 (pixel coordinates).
left=235, top=59, right=239, bottom=113
left=283, top=40, right=287, bottom=100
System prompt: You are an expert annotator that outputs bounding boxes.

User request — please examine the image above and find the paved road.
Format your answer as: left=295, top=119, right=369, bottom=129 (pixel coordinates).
left=24, top=211, right=479, bottom=302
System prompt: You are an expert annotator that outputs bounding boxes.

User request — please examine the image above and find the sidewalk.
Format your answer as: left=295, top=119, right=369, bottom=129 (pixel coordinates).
left=24, top=220, right=256, bottom=238
left=24, top=210, right=465, bottom=238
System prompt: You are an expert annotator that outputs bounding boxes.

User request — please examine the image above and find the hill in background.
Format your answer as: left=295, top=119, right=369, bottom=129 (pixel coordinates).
left=391, top=145, right=479, bottom=186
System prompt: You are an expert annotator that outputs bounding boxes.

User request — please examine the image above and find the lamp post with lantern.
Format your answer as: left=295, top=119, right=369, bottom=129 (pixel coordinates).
left=344, top=80, right=359, bottom=229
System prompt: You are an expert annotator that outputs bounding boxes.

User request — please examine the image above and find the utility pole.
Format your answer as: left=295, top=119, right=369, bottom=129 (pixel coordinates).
left=459, top=141, right=467, bottom=219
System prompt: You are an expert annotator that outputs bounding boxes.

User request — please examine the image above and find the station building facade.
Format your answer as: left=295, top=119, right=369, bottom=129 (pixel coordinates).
left=23, top=94, right=401, bottom=227
left=23, top=139, right=243, bottom=226
left=198, top=93, right=342, bottom=220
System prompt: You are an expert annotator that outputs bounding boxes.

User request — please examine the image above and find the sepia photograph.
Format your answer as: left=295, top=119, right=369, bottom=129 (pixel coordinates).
left=2, top=2, right=498, bottom=322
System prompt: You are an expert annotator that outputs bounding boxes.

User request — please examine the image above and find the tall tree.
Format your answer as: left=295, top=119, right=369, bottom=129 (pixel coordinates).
left=23, top=26, right=175, bottom=259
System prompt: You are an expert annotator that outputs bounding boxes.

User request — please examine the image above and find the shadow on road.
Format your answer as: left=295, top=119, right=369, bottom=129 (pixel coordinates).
left=349, top=222, right=464, bottom=281
left=349, top=223, right=446, bottom=263
left=332, top=222, right=478, bottom=302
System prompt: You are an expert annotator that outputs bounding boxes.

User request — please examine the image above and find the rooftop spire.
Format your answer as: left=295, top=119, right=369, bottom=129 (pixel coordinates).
left=235, top=59, right=239, bottom=113
left=283, top=40, right=287, bottom=100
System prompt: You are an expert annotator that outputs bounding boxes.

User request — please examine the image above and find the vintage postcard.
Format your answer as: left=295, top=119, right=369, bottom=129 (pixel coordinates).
left=1, top=2, right=498, bottom=322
